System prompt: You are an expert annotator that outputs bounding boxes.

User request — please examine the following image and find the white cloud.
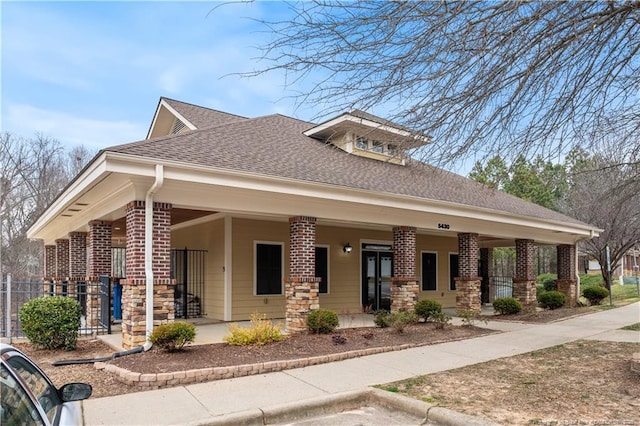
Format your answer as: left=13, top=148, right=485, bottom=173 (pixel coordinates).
left=4, top=103, right=147, bottom=150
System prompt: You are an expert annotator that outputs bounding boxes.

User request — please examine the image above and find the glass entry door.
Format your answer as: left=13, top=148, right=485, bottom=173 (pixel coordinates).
left=362, top=250, right=393, bottom=311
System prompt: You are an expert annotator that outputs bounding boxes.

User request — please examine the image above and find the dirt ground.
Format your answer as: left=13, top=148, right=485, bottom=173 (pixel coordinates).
left=11, top=305, right=640, bottom=424
left=384, top=340, right=640, bottom=425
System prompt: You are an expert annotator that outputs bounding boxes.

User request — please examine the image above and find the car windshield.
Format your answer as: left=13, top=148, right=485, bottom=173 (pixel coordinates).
left=5, top=356, right=61, bottom=424
left=0, top=363, right=44, bottom=425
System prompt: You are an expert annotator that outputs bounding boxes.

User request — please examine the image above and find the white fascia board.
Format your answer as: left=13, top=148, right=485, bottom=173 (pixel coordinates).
left=125, top=153, right=599, bottom=239
left=159, top=100, right=197, bottom=130
left=145, top=99, right=198, bottom=139
left=305, top=114, right=414, bottom=139
left=27, top=152, right=110, bottom=240
left=83, top=152, right=600, bottom=243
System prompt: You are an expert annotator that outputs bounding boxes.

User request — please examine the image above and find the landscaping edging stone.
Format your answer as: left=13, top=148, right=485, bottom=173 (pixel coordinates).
left=94, top=342, right=420, bottom=389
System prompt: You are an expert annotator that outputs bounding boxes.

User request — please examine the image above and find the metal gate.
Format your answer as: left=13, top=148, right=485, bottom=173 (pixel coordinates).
left=171, top=248, right=206, bottom=319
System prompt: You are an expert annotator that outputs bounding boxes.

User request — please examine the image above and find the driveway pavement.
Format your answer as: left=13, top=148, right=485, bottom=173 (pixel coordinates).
left=84, top=302, right=639, bottom=425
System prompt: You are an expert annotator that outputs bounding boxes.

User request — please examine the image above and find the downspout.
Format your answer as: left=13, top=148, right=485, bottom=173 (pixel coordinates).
left=575, top=240, right=581, bottom=303
left=144, top=164, right=164, bottom=351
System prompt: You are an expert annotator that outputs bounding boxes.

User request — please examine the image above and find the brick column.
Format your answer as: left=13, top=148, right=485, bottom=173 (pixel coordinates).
left=44, top=245, right=56, bottom=293
left=480, top=248, right=493, bottom=303
left=122, top=201, right=173, bottom=349
left=55, top=239, right=70, bottom=295
left=67, top=232, right=87, bottom=299
left=286, top=216, right=320, bottom=332
left=87, top=221, right=112, bottom=328
left=391, top=226, right=418, bottom=313
left=556, top=244, right=577, bottom=306
left=513, top=239, right=537, bottom=308
left=456, top=233, right=481, bottom=314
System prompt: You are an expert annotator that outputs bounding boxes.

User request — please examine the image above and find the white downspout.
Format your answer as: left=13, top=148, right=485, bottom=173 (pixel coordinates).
left=144, top=164, right=164, bottom=351
left=575, top=242, right=581, bottom=303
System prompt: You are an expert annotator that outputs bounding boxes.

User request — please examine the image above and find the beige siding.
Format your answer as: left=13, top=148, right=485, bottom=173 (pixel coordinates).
left=231, top=218, right=289, bottom=320
left=416, top=235, right=459, bottom=307
left=171, top=218, right=225, bottom=319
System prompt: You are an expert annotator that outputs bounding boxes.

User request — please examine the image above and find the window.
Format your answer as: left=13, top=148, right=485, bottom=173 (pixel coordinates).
left=0, top=364, right=42, bottom=425
left=387, top=144, right=398, bottom=156
left=449, top=253, right=459, bottom=291
left=355, top=136, right=368, bottom=150
left=421, top=252, right=437, bottom=291
left=6, top=356, right=61, bottom=424
left=255, top=243, right=283, bottom=295
left=371, top=140, right=384, bottom=153
left=315, top=246, right=329, bottom=294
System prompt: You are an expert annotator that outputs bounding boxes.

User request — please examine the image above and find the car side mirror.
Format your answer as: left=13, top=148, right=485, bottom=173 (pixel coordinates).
left=59, top=383, right=93, bottom=401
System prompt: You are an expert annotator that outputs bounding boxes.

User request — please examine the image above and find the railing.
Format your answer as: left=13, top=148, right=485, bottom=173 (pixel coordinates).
left=1, top=275, right=110, bottom=340
left=489, top=276, right=514, bottom=301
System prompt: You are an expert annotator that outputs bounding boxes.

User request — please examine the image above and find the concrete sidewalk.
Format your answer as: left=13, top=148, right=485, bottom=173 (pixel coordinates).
left=83, top=303, right=639, bottom=425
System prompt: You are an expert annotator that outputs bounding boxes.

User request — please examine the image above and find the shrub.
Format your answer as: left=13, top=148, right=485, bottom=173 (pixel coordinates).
left=457, top=309, right=486, bottom=327
left=149, top=322, right=196, bottom=352
left=306, top=309, right=339, bottom=334
left=19, top=296, right=82, bottom=351
left=387, top=311, right=418, bottom=334
left=430, top=312, right=452, bottom=330
left=582, top=286, right=609, bottom=306
left=538, top=291, right=565, bottom=310
left=373, top=310, right=391, bottom=328
left=492, top=297, right=522, bottom=315
left=542, top=278, right=557, bottom=292
left=414, top=299, right=442, bottom=322
left=224, top=312, right=286, bottom=346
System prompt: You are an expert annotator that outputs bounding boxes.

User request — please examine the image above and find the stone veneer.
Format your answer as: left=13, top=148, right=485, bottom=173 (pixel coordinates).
left=286, top=216, right=320, bottom=332
left=122, top=201, right=173, bottom=349
left=513, top=239, right=537, bottom=307
left=95, top=341, right=430, bottom=390
left=456, top=233, right=481, bottom=314
left=556, top=244, right=577, bottom=306
left=391, top=226, right=418, bottom=313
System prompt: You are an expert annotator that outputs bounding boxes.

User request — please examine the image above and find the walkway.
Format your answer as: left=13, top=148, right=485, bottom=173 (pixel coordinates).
left=84, top=303, right=639, bottom=425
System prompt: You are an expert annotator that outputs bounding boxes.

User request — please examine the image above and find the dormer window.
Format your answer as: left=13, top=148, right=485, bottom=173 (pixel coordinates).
left=387, top=144, right=398, bottom=156
left=356, top=136, right=368, bottom=150
left=372, top=140, right=384, bottom=153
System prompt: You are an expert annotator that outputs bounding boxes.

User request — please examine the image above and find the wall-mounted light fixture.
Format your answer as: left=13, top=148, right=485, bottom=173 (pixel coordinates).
left=343, top=242, right=353, bottom=254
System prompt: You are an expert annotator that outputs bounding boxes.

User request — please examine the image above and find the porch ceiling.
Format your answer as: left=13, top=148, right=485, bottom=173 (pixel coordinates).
left=110, top=208, right=216, bottom=238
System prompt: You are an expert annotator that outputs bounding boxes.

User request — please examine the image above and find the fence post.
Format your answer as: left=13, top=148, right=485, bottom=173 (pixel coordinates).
left=6, top=273, right=11, bottom=344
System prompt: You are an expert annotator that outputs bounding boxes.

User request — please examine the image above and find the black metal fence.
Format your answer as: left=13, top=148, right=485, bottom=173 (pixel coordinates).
left=171, top=248, right=206, bottom=319
left=489, top=276, right=514, bottom=300
left=1, top=277, right=110, bottom=339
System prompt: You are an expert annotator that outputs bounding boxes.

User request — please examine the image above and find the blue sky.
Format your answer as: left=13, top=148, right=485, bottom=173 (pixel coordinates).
left=1, top=1, right=320, bottom=151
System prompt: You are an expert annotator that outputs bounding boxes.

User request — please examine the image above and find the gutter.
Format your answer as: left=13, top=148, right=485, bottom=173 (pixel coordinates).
left=144, top=164, right=164, bottom=351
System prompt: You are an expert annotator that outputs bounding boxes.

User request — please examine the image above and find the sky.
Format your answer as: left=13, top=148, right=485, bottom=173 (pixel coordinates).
left=1, top=1, right=320, bottom=152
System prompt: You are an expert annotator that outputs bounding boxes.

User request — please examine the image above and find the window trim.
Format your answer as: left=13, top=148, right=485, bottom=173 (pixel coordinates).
left=254, top=241, right=284, bottom=296
left=315, top=244, right=330, bottom=294
left=449, top=252, right=459, bottom=291
left=420, top=250, right=438, bottom=292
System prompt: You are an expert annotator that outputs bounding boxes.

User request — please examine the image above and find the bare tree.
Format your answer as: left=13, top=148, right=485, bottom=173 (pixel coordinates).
left=0, top=133, right=93, bottom=280
left=250, top=1, right=639, bottom=177
left=562, top=146, right=640, bottom=290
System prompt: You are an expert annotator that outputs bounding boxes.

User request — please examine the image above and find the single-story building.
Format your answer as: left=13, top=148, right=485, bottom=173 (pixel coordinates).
left=27, top=97, right=600, bottom=349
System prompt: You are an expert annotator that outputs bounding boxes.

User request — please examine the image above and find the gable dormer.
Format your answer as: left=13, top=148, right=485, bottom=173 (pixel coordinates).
left=303, top=110, right=429, bottom=165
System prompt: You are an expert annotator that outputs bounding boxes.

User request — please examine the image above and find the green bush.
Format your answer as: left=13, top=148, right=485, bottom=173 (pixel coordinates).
left=19, top=296, right=82, bottom=351
left=372, top=310, right=391, bottom=328
left=149, top=321, right=196, bottom=352
left=414, top=299, right=442, bottom=321
left=306, top=309, right=339, bottom=334
left=387, top=311, right=418, bottom=334
left=224, top=312, right=286, bottom=346
left=430, top=312, right=452, bottom=330
left=582, top=286, right=609, bottom=306
left=492, top=297, right=522, bottom=315
left=536, top=273, right=557, bottom=285
left=538, top=291, right=565, bottom=310
left=542, top=278, right=557, bottom=292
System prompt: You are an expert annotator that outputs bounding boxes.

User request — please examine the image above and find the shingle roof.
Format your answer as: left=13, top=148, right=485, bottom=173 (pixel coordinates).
left=162, top=97, right=247, bottom=129
left=108, top=106, right=588, bottom=227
